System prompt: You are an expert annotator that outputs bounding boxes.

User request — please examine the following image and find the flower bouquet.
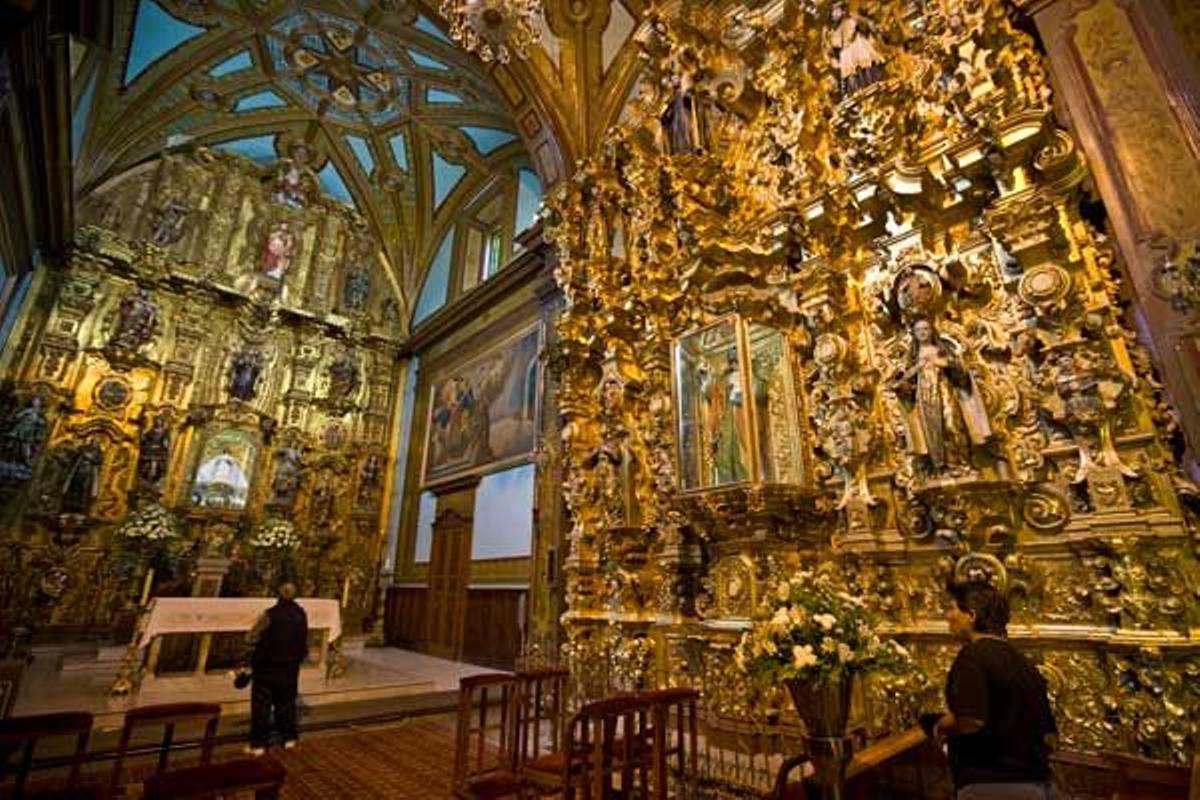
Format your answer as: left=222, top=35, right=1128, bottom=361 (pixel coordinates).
left=735, top=568, right=914, bottom=799
left=112, top=504, right=185, bottom=604
left=735, top=569, right=911, bottom=688
left=249, top=517, right=301, bottom=589
left=249, top=517, right=301, bottom=550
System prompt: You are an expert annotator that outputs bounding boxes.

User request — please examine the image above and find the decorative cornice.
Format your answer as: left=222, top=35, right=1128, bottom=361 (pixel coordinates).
left=401, top=226, right=557, bottom=356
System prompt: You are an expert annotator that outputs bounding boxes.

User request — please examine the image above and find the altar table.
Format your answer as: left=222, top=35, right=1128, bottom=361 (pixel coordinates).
left=134, top=597, right=342, bottom=677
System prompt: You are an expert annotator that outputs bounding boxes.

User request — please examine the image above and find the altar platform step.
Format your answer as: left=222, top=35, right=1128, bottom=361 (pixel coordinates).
left=12, top=644, right=494, bottom=734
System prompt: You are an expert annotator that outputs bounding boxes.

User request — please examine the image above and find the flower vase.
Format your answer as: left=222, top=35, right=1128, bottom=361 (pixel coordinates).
left=785, top=677, right=853, bottom=800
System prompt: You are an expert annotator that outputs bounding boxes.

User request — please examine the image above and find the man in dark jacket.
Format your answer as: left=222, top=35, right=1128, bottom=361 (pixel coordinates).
left=246, top=582, right=309, bottom=754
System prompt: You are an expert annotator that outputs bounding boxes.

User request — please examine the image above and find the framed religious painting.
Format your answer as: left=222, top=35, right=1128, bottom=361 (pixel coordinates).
left=189, top=427, right=260, bottom=510
left=421, top=322, right=543, bottom=487
left=672, top=315, right=804, bottom=491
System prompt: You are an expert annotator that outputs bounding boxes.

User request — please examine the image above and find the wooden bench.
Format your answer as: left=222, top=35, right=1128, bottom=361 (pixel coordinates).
left=142, top=754, right=286, bottom=799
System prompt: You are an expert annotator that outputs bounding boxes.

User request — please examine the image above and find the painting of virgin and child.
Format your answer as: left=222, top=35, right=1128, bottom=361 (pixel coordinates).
left=423, top=325, right=541, bottom=485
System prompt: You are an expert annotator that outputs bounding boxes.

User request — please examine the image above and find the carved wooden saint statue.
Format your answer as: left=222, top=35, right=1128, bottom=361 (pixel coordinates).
left=137, top=414, right=171, bottom=486
left=342, top=268, right=371, bottom=311
left=61, top=440, right=103, bottom=514
left=327, top=353, right=361, bottom=400
left=698, top=348, right=750, bottom=484
left=890, top=318, right=992, bottom=474
left=271, top=160, right=312, bottom=209
left=149, top=199, right=189, bottom=247
left=229, top=350, right=264, bottom=401
left=262, top=221, right=296, bottom=281
left=109, top=287, right=158, bottom=352
left=660, top=47, right=709, bottom=155
left=0, top=394, right=48, bottom=480
left=270, top=446, right=303, bottom=507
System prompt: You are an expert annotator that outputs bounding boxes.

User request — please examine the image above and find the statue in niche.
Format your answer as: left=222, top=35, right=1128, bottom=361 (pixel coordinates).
left=149, top=199, right=189, bottom=247
left=136, top=414, right=171, bottom=486
left=108, top=287, right=158, bottom=352
left=890, top=318, right=993, bottom=475
left=342, top=268, right=371, bottom=312
left=327, top=353, right=361, bottom=400
left=698, top=348, right=750, bottom=484
left=357, top=454, right=381, bottom=505
left=271, top=160, right=313, bottom=209
left=829, top=4, right=886, bottom=95
left=660, top=46, right=709, bottom=155
left=0, top=394, right=49, bottom=480
left=270, top=446, right=304, bottom=507
left=310, top=473, right=336, bottom=528
left=60, top=440, right=103, bottom=514
left=261, top=221, right=296, bottom=281
left=229, top=350, right=264, bottom=401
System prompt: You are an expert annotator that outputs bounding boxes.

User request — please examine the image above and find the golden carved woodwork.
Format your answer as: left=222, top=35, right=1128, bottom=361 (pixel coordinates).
left=543, top=0, right=1200, bottom=784
left=0, top=149, right=402, bottom=637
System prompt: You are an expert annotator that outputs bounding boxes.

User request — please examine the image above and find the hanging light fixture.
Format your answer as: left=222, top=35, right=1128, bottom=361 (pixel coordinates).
left=440, top=0, right=542, bottom=64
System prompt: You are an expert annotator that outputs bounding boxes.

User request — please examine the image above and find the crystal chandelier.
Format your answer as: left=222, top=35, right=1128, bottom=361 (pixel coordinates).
left=440, top=0, right=541, bottom=64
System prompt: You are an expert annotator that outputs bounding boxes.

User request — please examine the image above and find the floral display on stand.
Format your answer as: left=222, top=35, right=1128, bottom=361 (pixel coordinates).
left=249, top=517, right=302, bottom=550
left=735, top=568, right=913, bottom=685
left=249, top=517, right=301, bottom=591
left=112, top=503, right=186, bottom=605
left=736, top=567, right=916, bottom=800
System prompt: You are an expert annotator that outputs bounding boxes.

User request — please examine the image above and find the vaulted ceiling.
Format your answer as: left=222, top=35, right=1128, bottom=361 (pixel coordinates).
left=73, top=0, right=544, bottom=311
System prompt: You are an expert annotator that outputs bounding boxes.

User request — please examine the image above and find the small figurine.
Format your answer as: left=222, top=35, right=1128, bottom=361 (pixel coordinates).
left=270, top=446, right=304, bottom=507
left=109, top=287, right=158, bottom=352
left=357, top=453, right=382, bottom=505
left=328, top=353, right=361, bottom=400
left=149, top=200, right=189, bottom=247
left=136, top=414, right=171, bottom=486
left=0, top=395, right=49, bottom=480
left=229, top=350, right=264, bottom=401
left=342, top=268, right=371, bottom=312
left=61, top=440, right=103, bottom=515
left=271, top=160, right=312, bottom=209
left=261, top=221, right=296, bottom=281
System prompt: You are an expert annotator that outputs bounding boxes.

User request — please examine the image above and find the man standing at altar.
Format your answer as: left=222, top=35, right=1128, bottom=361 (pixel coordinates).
left=246, top=582, right=309, bottom=755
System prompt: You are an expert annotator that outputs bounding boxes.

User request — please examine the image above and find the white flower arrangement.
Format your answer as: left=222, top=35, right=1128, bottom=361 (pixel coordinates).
left=735, top=568, right=913, bottom=685
left=249, top=517, right=301, bottom=550
left=114, top=503, right=181, bottom=542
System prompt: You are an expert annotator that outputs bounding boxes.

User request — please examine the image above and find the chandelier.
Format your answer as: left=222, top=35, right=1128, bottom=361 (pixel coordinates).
left=440, top=0, right=541, bottom=64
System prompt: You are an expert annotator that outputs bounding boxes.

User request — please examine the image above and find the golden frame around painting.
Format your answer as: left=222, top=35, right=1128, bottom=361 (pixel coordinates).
left=420, top=321, right=544, bottom=487
left=672, top=314, right=803, bottom=492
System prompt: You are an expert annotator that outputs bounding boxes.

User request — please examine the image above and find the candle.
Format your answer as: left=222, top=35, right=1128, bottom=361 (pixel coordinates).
left=341, top=576, right=351, bottom=608
left=140, top=567, right=155, bottom=607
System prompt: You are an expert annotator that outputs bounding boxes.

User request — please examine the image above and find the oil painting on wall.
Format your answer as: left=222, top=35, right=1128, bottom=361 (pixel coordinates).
left=190, top=428, right=259, bottom=510
left=423, top=323, right=541, bottom=485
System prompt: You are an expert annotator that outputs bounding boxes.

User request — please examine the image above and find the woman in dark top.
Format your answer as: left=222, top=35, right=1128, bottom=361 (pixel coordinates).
left=934, top=583, right=1058, bottom=800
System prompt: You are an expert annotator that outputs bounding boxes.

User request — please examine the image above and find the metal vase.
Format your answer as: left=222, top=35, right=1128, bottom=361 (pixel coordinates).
left=785, top=677, right=854, bottom=800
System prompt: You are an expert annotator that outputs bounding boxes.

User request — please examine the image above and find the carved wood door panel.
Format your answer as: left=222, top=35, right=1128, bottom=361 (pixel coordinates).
left=426, top=507, right=472, bottom=660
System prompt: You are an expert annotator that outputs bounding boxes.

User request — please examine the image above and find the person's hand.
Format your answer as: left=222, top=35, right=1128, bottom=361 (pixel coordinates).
left=933, top=713, right=954, bottom=746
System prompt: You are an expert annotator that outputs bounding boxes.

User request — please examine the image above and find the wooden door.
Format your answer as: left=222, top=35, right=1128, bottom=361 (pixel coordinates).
left=426, top=507, right=472, bottom=660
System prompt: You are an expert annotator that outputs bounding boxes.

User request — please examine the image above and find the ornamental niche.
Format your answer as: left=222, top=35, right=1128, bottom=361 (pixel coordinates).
left=544, top=0, right=1200, bottom=780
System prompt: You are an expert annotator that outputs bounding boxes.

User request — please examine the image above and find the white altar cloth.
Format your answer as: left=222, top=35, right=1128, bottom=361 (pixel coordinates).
left=135, top=597, right=342, bottom=650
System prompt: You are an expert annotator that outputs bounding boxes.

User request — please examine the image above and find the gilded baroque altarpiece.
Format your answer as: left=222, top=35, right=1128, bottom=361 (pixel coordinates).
left=543, top=0, right=1200, bottom=778
left=0, top=149, right=403, bottom=637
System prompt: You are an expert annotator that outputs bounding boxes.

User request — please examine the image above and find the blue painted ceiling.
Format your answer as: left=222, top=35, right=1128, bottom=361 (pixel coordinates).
left=79, top=0, right=530, bottom=311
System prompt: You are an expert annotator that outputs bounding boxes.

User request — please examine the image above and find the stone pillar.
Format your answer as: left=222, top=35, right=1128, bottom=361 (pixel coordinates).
left=1017, top=0, right=1200, bottom=460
